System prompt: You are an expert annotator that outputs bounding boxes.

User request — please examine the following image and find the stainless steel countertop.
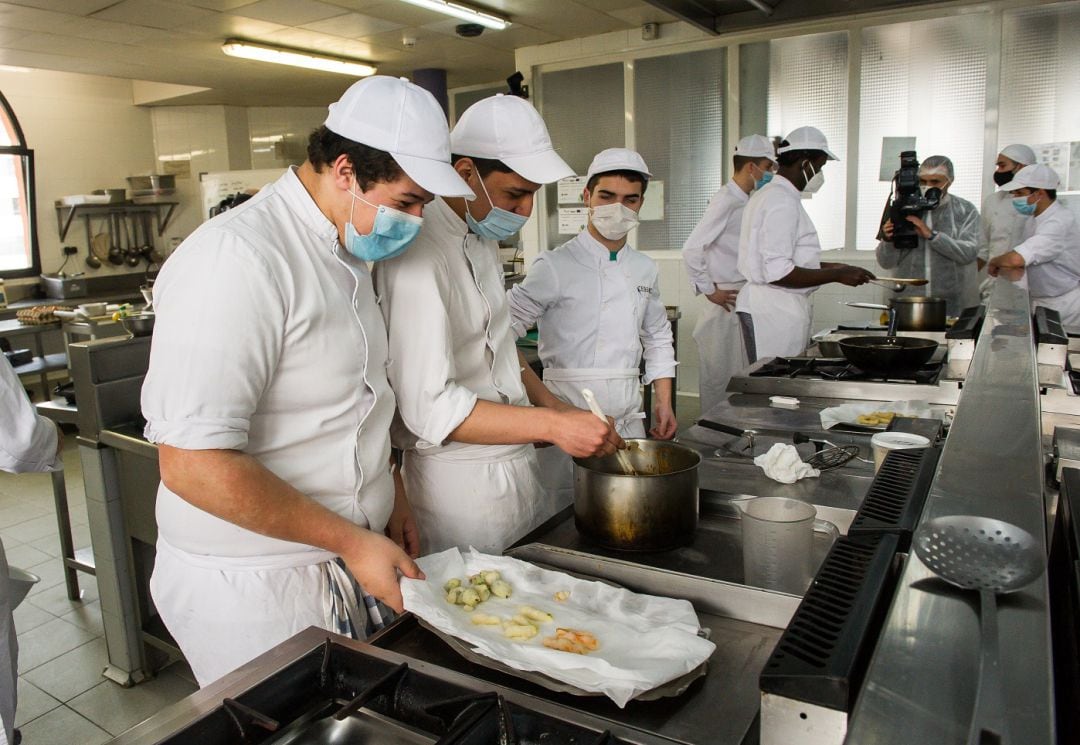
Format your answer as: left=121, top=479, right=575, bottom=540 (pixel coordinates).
left=845, top=279, right=1054, bottom=743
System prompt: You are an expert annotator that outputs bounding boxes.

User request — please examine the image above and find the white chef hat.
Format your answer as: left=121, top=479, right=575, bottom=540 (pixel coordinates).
left=325, top=76, right=473, bottom=198
left=999, top=144, right=1037, bottom=166
left=451, top=94, right=574, bottom=185
left=734, top=134, right=776, bottom=161
left=998, top=163, right=1060, bottom=191
left=585, top=148, right=651, bottom=181
left=777, top=126, right=839, bottom=160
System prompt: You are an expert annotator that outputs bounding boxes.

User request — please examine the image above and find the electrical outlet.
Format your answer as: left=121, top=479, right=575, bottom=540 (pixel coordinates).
left=63, top=245, right=78, bottom=255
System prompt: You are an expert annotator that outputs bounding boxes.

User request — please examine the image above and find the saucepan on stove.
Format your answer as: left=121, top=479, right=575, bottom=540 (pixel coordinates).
left=843, top=302, right=939, bottom=375
left=573, top=439, right=700, bottom=552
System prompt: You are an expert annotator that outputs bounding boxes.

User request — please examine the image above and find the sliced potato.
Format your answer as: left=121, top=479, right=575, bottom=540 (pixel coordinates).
left=502, top=622, right=539, bottom=640
left=519, top=605, right=553, bottom=623
left=471, top=613, right=502, bottom=625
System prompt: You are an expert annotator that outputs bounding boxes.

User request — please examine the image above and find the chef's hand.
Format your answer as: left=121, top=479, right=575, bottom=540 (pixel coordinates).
left=881, top=219, right=894, bottom=241
left=706, top=287, right=738, bottom=311
left=905, top=215, right=932, bottom=239
left=552, top=408, right=623, bottom=458
left=342, top=530, right=424, bottom=614
left=649, top=403, right=677, bottom=440
left=385, top=473, right=421, bottom=558
left=834, top=265, right=876, bottom=287
left=987, top=250, right=1026, bottom=277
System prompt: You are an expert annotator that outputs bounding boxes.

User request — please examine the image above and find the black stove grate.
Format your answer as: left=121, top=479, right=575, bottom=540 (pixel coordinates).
left=847, top=446, right=942, bottom=551
left=749, top=356, right=943, bottom=385
left=759, top=533, right=900, bottom=712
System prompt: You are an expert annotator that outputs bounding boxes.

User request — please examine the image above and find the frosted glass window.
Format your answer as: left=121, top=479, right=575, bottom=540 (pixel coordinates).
left=634, top=49, right=726, bottom=251
left=767, top=31, right=848, bottom=250
left=1001, top=3, right=1080, bottom=191
left=856, top=14, right=989, bottom=250
left=538, top=64, right=625, bottom=249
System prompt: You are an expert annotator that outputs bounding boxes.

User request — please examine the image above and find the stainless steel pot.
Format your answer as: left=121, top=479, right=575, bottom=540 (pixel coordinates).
left=889, top=296, right=946, bottom=331
left=573, top=439, right=700, bottom=551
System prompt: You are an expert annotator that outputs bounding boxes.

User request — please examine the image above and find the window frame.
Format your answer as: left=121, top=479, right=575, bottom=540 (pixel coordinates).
left=0, top=90, right=40, bottom=280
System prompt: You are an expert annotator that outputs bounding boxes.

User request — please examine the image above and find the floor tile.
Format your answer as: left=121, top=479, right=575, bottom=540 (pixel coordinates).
left=68, top=671, right=198, bottom=736
left=23, top=639, right=108, bottom=703
left=0, top=499, right=51, bottom=528
left=3, top=542, right=52, bottom=570
left=24, top=557, right=69, bottom=596
left=27, top=522, right=92, bottom=558
left=13, top=677, right=61, bottom=727
left=11, top=601, right=55, bottom=635
left=60, top=600, right=104, bottom=636
left=17, top=703, right=111, bottom=745
left=25, top=577, right=98, bottom=617
left=0, top=513, right=62, bottom=544
left=16, top=617, right=98, bottom=672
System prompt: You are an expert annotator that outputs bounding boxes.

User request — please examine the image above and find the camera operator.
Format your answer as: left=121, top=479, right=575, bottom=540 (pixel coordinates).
left=876, top=155, right=980, bottom=317
left=978, top=144, right=1036, bottom=299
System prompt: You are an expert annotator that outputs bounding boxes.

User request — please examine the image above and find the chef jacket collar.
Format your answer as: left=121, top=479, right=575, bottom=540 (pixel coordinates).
left=577, top=228, right=629, bottom=266
left=426, top=196, right=469, bottom=237
left=279, top=166, right=341, bottom=245
left=725, top=179, right=751, bottom=202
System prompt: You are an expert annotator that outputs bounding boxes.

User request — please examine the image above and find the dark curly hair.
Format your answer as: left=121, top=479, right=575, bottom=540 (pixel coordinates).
left=307, top=126, right=403, bottom=191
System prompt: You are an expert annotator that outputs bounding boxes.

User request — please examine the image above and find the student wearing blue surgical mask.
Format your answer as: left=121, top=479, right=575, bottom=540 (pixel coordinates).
left=375, top=94, right=624, bottom=556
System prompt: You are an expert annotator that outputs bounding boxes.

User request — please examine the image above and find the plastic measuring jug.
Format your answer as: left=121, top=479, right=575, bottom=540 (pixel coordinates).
left=734, top=496, right=839, bottom=595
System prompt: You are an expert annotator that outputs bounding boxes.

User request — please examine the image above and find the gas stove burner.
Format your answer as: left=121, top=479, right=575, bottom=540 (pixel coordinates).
left=750, top=357, right=943, bottom=385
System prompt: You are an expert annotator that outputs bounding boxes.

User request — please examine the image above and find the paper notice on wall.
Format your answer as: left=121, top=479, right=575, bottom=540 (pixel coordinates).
left=1069, top=142, right=1080, bottom=192
left=161, top=160, right=192, bottom=179
left=639, top=180, right=663, bottom=221
left=1034, top=142, right=1070, bottom=188
left=558, top=207, right=589, bottom=234
left=557, top=176, right=587, bottom=204
left=880, top=137, right=916, bottom=181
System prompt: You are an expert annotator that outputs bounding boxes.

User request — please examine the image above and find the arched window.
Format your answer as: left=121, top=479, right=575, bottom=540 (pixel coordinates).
left=0, top=91, right=38, bottom=278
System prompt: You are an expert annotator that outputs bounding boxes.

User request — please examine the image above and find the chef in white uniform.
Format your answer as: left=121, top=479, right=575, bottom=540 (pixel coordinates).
left=1, top=356, right=63, bottom=745
left=376, top=94, right=622, bottom=556
left=683, top=134, right=775, bottom=414
left=141, top=77, right=472, bottom=686
left=507, top=148, right=677, bottom=507
left=735, top=126, right=874, bottom=360
left=978, top=144, right=1035, bottom=297
left=989, top=164, right=1080, bottom=331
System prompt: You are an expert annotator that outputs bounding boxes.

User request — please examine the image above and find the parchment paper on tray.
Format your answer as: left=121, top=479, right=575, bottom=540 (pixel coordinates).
left=819, top=399, right=950, bottom=430
left=401, top=547, right=716, bottom=708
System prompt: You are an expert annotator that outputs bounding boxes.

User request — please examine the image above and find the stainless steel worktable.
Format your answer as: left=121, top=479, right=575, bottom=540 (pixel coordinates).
left=845, top=278, right=1054, bottom=743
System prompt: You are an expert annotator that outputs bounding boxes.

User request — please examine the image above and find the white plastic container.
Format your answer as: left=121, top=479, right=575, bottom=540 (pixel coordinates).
left=870, top=432, right=931, bottom=472
left=737, top=496, right=839, bottom=595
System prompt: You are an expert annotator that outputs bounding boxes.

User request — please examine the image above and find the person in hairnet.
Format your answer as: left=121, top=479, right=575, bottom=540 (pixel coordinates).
left=683, top=135, right=775, bottom=415
left=875, top=155, right=981, bottom=317
left=978, top=144, right=1036, bottom=300
left=988, top=164, right=1080, bottom=332
left=376, top=95, right=622, bottom=556
left=736, top=126, right=874, bottom=361
left=507, top=148, right=676, bottom=509
left=1, top=355, right=65, bottom=745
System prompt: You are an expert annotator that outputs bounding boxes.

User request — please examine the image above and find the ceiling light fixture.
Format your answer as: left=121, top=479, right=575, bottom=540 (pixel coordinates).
left=397, top=0, right=510, bottom=31
left=221, top=39, right=377, bottom=77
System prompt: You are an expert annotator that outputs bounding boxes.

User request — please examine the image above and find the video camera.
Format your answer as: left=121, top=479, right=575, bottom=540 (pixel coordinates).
left=886, top=150, right=941, bottom=249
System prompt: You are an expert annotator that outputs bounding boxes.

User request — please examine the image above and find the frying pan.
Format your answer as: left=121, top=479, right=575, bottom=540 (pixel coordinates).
left=837, top=335, right=938, bottom=375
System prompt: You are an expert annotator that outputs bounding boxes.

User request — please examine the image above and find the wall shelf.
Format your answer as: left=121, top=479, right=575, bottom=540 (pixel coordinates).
left=54, top=201, right=179, bottom=242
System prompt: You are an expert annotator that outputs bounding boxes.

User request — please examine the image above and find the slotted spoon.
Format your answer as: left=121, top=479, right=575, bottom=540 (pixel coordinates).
left=913, top=515, right=1045, bottom=745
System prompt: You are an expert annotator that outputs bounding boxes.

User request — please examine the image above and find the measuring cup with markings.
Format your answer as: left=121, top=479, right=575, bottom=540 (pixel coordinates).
left=734, top=496, right=839, bottom=595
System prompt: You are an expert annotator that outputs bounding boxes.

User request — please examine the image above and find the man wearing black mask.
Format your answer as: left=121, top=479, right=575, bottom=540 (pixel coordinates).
left=978, top=144, right=1036, bottom=298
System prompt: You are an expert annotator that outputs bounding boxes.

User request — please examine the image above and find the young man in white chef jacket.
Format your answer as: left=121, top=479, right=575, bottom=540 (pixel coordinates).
left=683, top=134, right=776, bottom=416
left=140, top=77, right=474, bottom=687
left=978, top=144, right=1035, bottom=299
left=507, top=148, right=677, bottom=508
left=989, top=164, right=1080, bottom=332
left=736, top=126, right=875, bottom=360
left=375, top=95, right=622, bottom=556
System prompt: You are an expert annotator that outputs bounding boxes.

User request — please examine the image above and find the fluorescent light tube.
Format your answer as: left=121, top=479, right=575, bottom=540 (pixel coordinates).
left=397, top=0, right=510, bottom=30
left=221, top=40, right=377, bottom=77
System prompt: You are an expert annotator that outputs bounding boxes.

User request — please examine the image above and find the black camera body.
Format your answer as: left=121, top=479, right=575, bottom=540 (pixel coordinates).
left=888, top=150, right=941, bottom=249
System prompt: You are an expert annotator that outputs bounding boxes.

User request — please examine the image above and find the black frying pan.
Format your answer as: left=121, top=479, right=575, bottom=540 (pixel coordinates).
left=837, top=335, right=938, bottom=375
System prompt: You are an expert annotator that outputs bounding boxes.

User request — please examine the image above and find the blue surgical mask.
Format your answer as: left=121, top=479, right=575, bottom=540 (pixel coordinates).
left=1012, top=194, right=1038, bottom=216
left=465, top=173, right=529, bottom=241
left=344, top=185, right=423, bottom=262
left=754, top=169, right=774, bottom=191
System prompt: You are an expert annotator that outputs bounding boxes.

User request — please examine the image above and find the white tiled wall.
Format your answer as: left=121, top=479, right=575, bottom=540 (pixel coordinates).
left=246, top=107, right=324, bottom=170
left=0, top=68, right=155, bottom=286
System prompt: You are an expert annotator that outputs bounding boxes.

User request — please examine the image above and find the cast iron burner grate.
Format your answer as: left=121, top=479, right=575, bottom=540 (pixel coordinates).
left=749, top=357, right=942, bottom=385
left=157, top=638, right=632, bottom=745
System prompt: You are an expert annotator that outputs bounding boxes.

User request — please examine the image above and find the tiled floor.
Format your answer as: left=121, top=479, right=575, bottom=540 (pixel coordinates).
left=1, top=433, right=197, bottom=744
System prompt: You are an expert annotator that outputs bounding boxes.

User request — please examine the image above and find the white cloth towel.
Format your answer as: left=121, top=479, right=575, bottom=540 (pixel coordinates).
left=753, top=443, right=820, bottom=484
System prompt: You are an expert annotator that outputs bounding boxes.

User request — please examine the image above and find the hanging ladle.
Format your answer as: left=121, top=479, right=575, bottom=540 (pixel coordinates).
left=913, top=515, right=1045, bottom=745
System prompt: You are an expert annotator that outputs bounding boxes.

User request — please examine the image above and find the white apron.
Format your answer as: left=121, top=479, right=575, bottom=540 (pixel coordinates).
left=692, top=282, right=748, bottom=416
left=739, top=283, right=812, bottom=360
left=1032, top=284, right=1080, bottom=335
left=536, top=367, right=646, bottom=511
left=403, top=443, right=549, bottom=556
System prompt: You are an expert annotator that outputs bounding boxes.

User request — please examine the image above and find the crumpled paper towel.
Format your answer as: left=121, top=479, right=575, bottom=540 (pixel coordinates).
left=753, top=442, right=820, bottom=483
left=401, top=547, right=716, bottom=707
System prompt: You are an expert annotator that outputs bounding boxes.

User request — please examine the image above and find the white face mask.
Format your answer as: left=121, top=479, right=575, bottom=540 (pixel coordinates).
left=589, top=202, right=639, bottom=240
left=802, top=161, right=825, bottom=194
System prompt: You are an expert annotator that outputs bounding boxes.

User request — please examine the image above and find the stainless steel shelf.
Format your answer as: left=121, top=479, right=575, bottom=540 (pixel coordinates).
left=54, top=201, right=179, bottom=242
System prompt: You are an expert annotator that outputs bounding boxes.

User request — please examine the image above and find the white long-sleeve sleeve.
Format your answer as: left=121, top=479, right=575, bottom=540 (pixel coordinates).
left=0, top=355, right=60, bottom=473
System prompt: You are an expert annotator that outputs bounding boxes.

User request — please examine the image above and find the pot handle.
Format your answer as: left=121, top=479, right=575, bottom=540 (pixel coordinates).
left=813, top=518, right=840, bottom=542
left=696, top=419, right=748, bottom=438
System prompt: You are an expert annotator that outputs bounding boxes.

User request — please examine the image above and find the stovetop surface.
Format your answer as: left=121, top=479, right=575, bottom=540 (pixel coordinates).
left=749, top=356, right=943, bottom=385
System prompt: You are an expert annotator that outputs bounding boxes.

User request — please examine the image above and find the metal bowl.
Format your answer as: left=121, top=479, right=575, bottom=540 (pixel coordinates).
left=119, top=313, right=155, bottom=337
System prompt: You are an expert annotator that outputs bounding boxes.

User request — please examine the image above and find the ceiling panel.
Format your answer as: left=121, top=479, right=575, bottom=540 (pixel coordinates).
left=300, top=11, right=404, bottom=38
left=232, top=0, right=349, bottom=26
left=1, top=0, right=118, bottom=14
left=91, top=0, right=219, bottom=30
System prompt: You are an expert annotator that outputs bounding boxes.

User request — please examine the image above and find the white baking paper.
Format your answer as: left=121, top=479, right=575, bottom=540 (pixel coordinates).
left=819, top=399, right=952, bottom=430
left=401, top=547, right=716, bottom=708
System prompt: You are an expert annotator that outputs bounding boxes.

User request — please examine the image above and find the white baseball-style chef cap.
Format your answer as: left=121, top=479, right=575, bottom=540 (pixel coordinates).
left=585, top=148, right=651, bottom=181
left=734, top=134, right=776, bottom=161
left=325, top=76, right=474, bottom=198
left=777, top=126, right=839, bottom=161
left=999, top=144, right=1037, bottom=166
left=999, top=163, right=1060, bottom=192
left=451, top=94, right=574, bottom=185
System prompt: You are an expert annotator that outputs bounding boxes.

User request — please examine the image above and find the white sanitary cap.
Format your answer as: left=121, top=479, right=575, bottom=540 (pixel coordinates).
left=585, top=148, right=651, bottom=182
left=777, top=126, right=839, bottom=161
left=999, top=163, right=1060, bottom=191
left=734, top=134, right=776, bottom=161
left=451, top=94, right=574, bottom=185
left=325, top=76, right=474, bottom=198
left=999, top=143, right=1037, bottom=166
